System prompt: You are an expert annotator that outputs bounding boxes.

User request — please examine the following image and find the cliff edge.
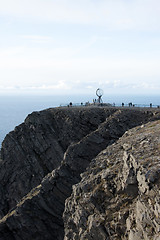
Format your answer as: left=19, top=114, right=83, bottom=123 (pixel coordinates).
left=0, top=107, right=160, bottom=239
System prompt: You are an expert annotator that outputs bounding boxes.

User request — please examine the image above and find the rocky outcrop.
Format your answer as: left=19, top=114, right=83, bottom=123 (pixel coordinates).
left=0, top=107, right=116, bottom=218
left=0, top=107, right=160, bottom=239
left=63, top=120, right=160, bottom=240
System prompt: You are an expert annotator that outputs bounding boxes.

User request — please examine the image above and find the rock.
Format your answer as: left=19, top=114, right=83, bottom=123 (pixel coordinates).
left=63, top=120, right=160, bottom=240
left=0, top=107, right=160, bottom=239
left=0, top=107, right=116, bottom=218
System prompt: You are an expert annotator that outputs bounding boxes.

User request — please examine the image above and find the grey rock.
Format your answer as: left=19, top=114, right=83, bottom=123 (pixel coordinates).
left=0, top=107, right=160, bottom=239
left=63, top=120, right=160, bottom=240
left=0, top=107, right=115, bottom=218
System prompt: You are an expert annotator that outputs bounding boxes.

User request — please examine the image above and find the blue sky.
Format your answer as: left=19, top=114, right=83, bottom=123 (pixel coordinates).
left=0, top=0, right=160, bottom=96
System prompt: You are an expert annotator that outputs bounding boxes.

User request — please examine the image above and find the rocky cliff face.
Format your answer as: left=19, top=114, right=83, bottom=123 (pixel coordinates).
left=63, top=120, right=160, bottom=240
left=0, top=106, right=160, bottom=239
left=0, top=107, right=115, bottom=218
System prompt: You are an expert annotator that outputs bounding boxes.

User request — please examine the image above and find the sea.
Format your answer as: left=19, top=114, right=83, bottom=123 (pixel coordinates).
left=0, top=94, right=159, bottom=146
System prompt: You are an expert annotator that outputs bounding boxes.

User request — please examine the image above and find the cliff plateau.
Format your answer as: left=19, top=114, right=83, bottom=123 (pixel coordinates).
left=0, top=107, right=160, bottom=239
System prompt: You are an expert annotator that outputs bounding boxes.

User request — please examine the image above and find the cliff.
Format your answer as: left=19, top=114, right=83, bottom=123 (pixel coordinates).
left=64, top=119, right=160, bottom=240
left=0, top=106, right=160, bottom=239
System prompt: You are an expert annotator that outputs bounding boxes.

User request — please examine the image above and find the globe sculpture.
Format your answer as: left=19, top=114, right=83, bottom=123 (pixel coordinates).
left=96, top=88, right=103, bottom=103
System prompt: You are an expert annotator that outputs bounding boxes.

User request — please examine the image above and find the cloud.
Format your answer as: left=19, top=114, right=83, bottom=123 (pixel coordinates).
left=0, top=45, right=160, bottom=83
left=0, top=0, right=160, bottom=30
left=20, top=35, right=53, bottom=43
left=0, top=76, right=160, bottom=96
left=140, top=81, right=160, bottom=89
left=0, top=81, right=71, bottom=92
left=29, top=82, right=71, bottom=90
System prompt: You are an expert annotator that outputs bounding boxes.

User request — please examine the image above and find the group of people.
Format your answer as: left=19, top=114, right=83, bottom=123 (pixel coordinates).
left=121, top=102, right=153, bottom=108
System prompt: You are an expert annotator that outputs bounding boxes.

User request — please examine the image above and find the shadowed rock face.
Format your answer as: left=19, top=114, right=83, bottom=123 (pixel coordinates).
left=0, top=107, right=116, bottom=218
left=0, top=107, right=160, bottom=239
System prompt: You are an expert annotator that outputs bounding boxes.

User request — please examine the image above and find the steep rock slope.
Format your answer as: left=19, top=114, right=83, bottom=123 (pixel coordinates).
left=0, top=108, right=159, bottom=239
left=63, top=120, right=160, bottom=240
left=0, top=107, right=115, bottom=218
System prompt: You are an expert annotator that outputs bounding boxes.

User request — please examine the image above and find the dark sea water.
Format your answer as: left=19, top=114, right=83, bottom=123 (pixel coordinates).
left=0, top=94, right=159, bottom=146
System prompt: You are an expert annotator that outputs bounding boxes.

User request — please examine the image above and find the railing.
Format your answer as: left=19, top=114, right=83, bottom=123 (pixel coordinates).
left=112, top=103, right=160, bottom=108
left=59, top=102, right=160, bottom=109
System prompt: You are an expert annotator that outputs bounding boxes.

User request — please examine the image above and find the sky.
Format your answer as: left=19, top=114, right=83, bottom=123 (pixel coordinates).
left=0, top=0, right=160, bottom=96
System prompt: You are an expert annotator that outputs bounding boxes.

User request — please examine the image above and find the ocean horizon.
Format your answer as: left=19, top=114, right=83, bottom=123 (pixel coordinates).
left=0, top=94, right=159, bottom=146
